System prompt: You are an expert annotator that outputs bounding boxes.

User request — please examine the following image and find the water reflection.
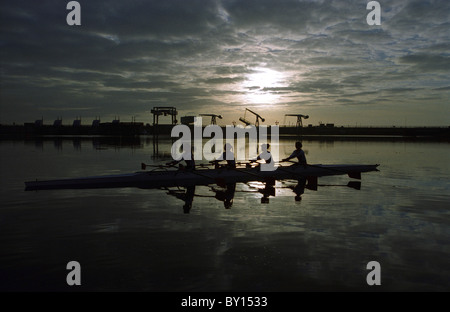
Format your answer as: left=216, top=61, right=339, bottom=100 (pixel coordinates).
left=2, top=137, right=449, bottom=291
left=165, top=185, right=197, bottom=213
left=160, top=175, right=365, bottom=213
left=292, top=177, right=307, bottom=201
left=166, top=183, right=239, bottom=213
left=21, top=136, right=378, bottom=212
left=21, top=136, right=144, bottom=150
left=213, top=183, right=236, bottom=209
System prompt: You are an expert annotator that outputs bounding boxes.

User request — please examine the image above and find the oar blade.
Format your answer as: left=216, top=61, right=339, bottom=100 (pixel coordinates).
left=347, top=181, right=361, bottom=190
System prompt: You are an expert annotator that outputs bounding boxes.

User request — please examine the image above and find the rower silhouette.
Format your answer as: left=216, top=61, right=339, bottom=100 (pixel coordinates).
left=250, top=143, right=274, bottom=171
left=213, top=143, right=236, bottom=169
left=281, top=142, right=308, bottom=200
left=167, top=143, right=195, bottom=170
left=282, top=142, right=307, bottom=167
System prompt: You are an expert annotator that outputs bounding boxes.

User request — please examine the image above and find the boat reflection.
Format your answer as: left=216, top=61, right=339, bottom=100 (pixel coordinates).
left=165, top=186, right=196, bottom=214
left=25, top=159, right=377, bottom=213
left=161, top=176, right=362, bottom=214
left=212, top=183, right=236, bottom=209
left=291, top=177, right=307, bottom=202
left=165, top=183, right=237, bottom=213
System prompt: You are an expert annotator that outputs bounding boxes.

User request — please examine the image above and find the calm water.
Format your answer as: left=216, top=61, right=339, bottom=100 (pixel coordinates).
left=0, top=137, right=449, bottom=291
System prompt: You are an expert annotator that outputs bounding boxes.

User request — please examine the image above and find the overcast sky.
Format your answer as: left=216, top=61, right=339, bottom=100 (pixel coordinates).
left=1, top=0, right=449, bottom=126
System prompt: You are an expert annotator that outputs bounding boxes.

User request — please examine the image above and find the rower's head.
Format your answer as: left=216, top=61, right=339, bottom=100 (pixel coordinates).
left=295, top=142, right=303, bottom=149
left=261, top=143, right=270, bottom=152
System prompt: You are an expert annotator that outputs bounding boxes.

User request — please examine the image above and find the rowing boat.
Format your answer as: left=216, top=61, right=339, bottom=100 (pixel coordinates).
left=24, top=164, right=379, bottom=191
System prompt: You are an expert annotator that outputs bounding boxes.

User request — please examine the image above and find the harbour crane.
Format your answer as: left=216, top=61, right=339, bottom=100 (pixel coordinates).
left=285, top=114, right=309, bottom=128
left=239, top=108, right=265, bottom=127
left=151, top=106, right=178, bottom=138
left=151, top=107, right=178, bottom=126
left=199, top=114, right=223, bottom=125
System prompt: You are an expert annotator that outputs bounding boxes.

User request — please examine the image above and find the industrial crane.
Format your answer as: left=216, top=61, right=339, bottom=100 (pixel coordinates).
left=285, top=114, right=309, bottom=128
left=239, top=108, right=265, bottom=127
left=150, top=107, right=178, bottom=126
left=199, top=114, right=223, bottom=125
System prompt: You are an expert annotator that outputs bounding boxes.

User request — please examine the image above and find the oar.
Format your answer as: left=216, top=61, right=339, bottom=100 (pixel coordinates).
left=142, top=162, right=218, bottom=170
left=317, top=181, right=361, bottom=190
left=278, top=180, right=361, bottom=192
left=141, top=162, right=170, bottom=170
left=281, top=160, right=361, bottom=179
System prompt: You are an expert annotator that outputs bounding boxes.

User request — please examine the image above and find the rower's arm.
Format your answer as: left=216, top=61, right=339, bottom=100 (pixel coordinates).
left=249, top=155, right=261, bottom=162
left=282, top=151, right=296, bottom=162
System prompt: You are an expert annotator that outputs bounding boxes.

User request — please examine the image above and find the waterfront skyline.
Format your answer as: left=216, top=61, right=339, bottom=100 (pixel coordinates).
left=1, top=0, right=449, bottom=127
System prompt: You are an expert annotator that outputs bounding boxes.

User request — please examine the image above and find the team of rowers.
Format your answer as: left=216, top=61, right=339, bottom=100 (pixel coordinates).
left=167, top=142, right=307, bottom=170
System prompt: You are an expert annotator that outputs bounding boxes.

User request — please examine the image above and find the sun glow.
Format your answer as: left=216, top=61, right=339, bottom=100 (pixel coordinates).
left=242, top=67, right=287, bottom=105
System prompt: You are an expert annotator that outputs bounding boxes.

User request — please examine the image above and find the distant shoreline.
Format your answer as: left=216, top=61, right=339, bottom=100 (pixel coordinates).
left=1, top=123, right=449, bottom=141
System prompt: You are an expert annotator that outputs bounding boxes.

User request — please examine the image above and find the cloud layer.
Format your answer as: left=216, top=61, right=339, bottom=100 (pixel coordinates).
left=1, top=0, right=449, bottom=126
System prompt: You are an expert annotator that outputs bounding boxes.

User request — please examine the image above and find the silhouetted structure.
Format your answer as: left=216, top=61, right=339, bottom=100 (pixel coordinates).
left=239, top=108, right=265, bottom=127
left=151, top=107, right=177, bottom=126
left=199, top=114, right=223, bottom=125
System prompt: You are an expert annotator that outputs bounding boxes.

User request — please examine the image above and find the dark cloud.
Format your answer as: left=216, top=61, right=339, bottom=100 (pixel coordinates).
left=399, top=54, right=450, bottom=72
